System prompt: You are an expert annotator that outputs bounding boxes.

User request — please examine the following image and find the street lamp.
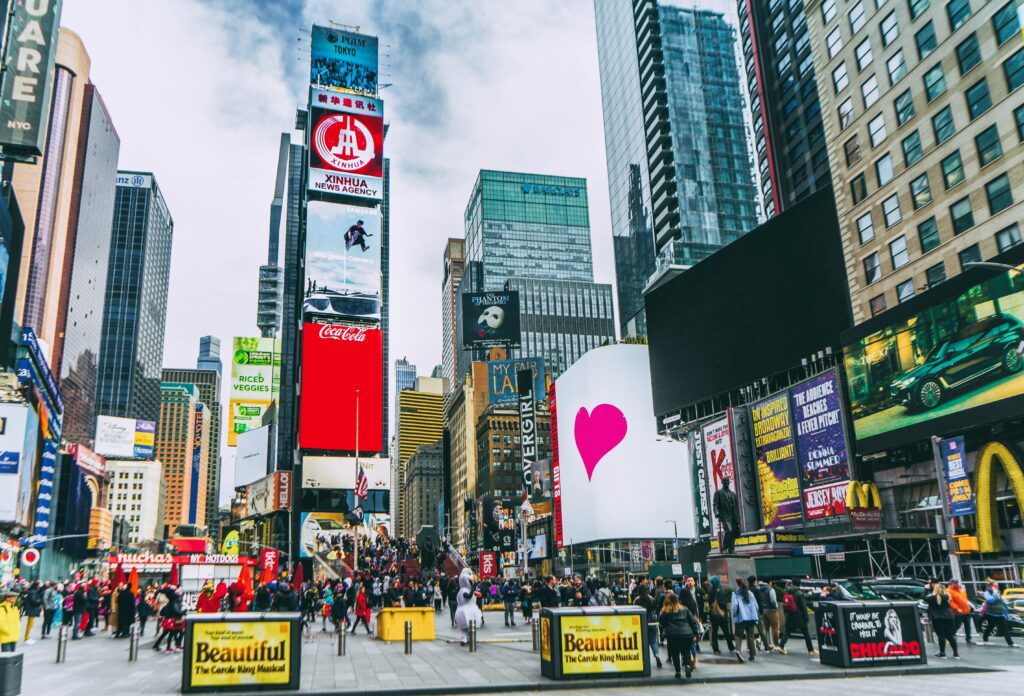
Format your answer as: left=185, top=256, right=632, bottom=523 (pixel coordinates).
left=665, top=520, right=679, bottom=562
left=963, top=261, right=1024, bottom=274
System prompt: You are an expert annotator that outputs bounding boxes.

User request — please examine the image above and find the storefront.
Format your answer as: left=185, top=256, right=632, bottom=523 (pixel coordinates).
left=111, top=553, right=257, bottom=610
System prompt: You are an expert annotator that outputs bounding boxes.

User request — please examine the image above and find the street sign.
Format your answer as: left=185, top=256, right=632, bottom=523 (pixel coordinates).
left=826, top=552, right=846, bottom=562
left=801, top=544, right=826, bottom=556
left=671, top=563, right=682, bottom=576
left=693, top=562, right=702, bottom=573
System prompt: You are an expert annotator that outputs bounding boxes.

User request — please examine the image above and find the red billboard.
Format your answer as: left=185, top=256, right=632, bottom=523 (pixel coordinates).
left=307, top=88, right=384, bottom=201
left=298, top=323, right=383, bottom=453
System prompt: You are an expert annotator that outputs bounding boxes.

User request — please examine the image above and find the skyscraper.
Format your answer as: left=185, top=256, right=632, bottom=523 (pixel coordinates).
left=156, top=382, right=210, bottom=537
left=737, top=0, right=831, bottom=217
left=197, top=336, right=221, bottom=375
left=96, top=172, right=173, bottom=424
left=276, top=139, right=305, bottom=472
left=440, top=238, right=465, bottom=390
left=395, top=357, right=417, bottom=393
left=595, top=1, right=760, bottom=334
left=257, top=134, right=289, bottom=339
left=394, top=376, right=444, bottom=537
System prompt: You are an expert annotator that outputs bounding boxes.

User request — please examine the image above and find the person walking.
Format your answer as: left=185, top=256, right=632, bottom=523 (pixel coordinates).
left=196, top=581, right=220, bottom=614
left=71, top=583, right=87, bottom=639
left=349, top=585, right=372, bottom=635
left=273, top=582, right=299, bottom=612
left=658, top=591, right=700, bottom=679
left=501, top=579, right=518, bottom=626
left=115, top=583, right=136, bottom=638
left=981, top=581, right=1016, bottom=647
left=707, top=576, right=736, bottom=656
left=925, top=582, right=959, bottom=659
left=137, top=589, right=156, bottom=637
left=948, top=579, right=973, bottom=645
left=634, top=583, right=663, bottom=669
left=778, top=581, right=816, bottom=655
left=731, top=579, right=760, bottom=663
left=41, top=582, right=58, bottom=639
left=0, top=591, right=20, bottom=652
left=754, top=577, right=780, bottom=652
left=21, top=581, right=42, bottom=644
left=519, top=583, right=534, bottom=623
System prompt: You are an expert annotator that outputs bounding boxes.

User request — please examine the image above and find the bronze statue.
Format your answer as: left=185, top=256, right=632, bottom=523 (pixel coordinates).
left=713, top=476, right=741, bottom=553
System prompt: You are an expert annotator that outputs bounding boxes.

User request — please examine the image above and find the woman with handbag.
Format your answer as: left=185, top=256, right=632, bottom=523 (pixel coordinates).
left=707, top=576, right=736, bottom=656
left=731, top=579, right=760, bottom=663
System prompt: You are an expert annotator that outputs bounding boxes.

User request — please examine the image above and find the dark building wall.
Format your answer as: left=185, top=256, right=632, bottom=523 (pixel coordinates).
left=277, top=143, right=305, bottom=472
left=645, top=186, right=851, bottom=416
left=0, top=175, right=25, bottom=370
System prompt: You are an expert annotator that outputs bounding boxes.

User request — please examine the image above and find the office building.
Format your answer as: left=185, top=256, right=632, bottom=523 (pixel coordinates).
left=440, top=238, right=466, bottom=389
left=161, top=366, right=222, bottom=542
left=276, top=139, right=304, bottom=472
left=806, top=0, right=1024, bottom=324
left=737, top=0, right=832, bottom=217
left=403, top=441, right=444, bottom=535
left=444, top=361, right=489, bottom=554
left=595, top=1, right=759, bottom=334
left=394, top=376, right=444, bottom=536
left=395, top=357, right=417, bottom=393
left=197, top=335, right=222, bottom=376
left=156, top=382, right=210, bottom=537
left=106, top=459, right=164, bottom=544
left=474, top=404, right=551, bottom=500
left=96, top=172, right=173, bottom=424
left=258, top=135, right=288, bottom=339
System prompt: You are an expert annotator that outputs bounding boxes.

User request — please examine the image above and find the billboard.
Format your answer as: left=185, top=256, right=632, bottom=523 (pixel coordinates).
left=300, top=455, right=390, bottom=490
left=307, top=87, right=383, bottom=201
left=234, top=425, right=270, bottom=488
left=790, top=370, right=852, bottom=520
left=751, top=392, right=802, bottom=528
left=461, top=291, right=521, bottom=349
left=0, top=0, right=63, bottom=155
left=940, top=436, right=975, bottom=517
left=843, top=268, right=1024, bottom=452
left=228, top=337, right=280, bottom=446
left=298, top=323, right=382, bottom=453
left=518, top=367, right=537, bottom=493
left=244, top=471, right=292, bottom=518
left=183, top=616, right=299, bottom=691
left=487, top=357, right=545, bottom=405
left=688, top=429, right=712, bottom=540
left=0, top=403, right=36, bottom=526
left=95, top=415, right=155, bottom=459
left=303, top=202, right=381, bottom=322
left=188, top=404, right=204, bottom=524
left=527, top=533, right=548, bottom=559
left=702, top=417, right=733, bottom=542
left=551, top=345, right=693, bottom=547
left=310, top=25, right=378, bottom=95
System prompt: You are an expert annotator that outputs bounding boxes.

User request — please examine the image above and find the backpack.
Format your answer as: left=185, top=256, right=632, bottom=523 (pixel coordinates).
left=782, top=592, right=798, bottom=614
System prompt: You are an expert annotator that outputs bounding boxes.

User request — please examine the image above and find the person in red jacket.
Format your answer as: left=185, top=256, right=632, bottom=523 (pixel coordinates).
left=196, top=582, right=221, bottom=613
left=228, top=582, right=251, bottom=612
left=350, top=585, right=372, bottom=635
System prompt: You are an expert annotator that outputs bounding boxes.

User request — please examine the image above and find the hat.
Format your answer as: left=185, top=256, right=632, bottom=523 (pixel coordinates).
left=4, top=590, right=19, bottom=599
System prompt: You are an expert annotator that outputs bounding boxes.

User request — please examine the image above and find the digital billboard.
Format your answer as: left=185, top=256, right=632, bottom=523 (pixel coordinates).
left=298, top=323, right=382, bottom=453
left=300, top=454, right=390, bottom=490
left=303, top=202, right=381, bottom=322
left=551, top=345, right=693, bottom=547
left=310, top=25, right=378, bottom=95
left=751, top=392, right=802, bottom=529
left=791, top=370, right=852, bottom=520
left=843, top=268, right=1024, bottom=452
left=228, top=337, right=280, bottom=446
left=0, top=403, right=36, bottom=527
left=461, top=291, right=521, bottom=349
left=0, top=0, right=62, bottom=155
left=234, top=425, right=270, bottom=488
left=487, top=357, right=545, bottom=405
left=95, top=415, right=155, bottom=459
left=308, top=87, right=383, bottom=201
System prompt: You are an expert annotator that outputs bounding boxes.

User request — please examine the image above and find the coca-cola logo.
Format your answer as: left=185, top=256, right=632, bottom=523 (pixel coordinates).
left=318, top=324, right=368, bottom=341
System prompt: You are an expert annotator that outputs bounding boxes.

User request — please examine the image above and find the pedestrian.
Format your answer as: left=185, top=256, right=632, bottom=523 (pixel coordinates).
left=925, top=582, right=958, bottom=659
left=447, top=577, right=460, bottom=627
left=753, top=577, right=780, bottom=651
left=85, top=580, right=100, bottom=635
left=41, top=582, right=58, bottom=639
left=196, top=581, right=220, bottom=613
left=0, top=591, right=19, bottom=652
left=519, top=583, right=534, bottom=622
left=707, top=576, right=735, bottom=656
left=731, top=578, right=759, bottom=663
left=502, top=579, right=518, bottom=626
left=633, top=583, right=663, bottom=669
left=273, top=582, right=299, bottom=612
left=948, top=579, right=973, bottom=645
left=539, top=575, right=560, bottom=609
left=115, top=583, right=136, bottom=638
left=349, top=585, right=372, bottom=635
left=981, top=581, right=1016, bottom=647
left=658, top=591, right=700, bottom=679
left=778, top=581, right=815, bottom=655
left=137, top=589, right=156, bottom=637
left=21, top=581, right=42, bottom=644
left=252, top=583, right=272, bottom=612
left=71, top=583, right=87, bottom=639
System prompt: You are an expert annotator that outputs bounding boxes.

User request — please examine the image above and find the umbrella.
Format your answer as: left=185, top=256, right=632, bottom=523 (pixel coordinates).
left=294, top=562, right=304, bottom=588
left=169, top=563, right=179, bottom=586
left=128, top=567, right=139, bottom=595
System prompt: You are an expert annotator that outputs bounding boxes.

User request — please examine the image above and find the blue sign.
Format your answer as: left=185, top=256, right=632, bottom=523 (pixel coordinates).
left=310, top=25, right=378, bottom=95
left=487, top=358, right=546, bottom=405
left=32, top=437, right=58, bottom=541
left=20, top=327, right=64, bottom=413
left=0, top=451, right=17, bottom=474
left=188, top=404, right=204, bottom=524
left=521, top=183, right=581, bottom=197
left=940, top=436, right=975, bottom=517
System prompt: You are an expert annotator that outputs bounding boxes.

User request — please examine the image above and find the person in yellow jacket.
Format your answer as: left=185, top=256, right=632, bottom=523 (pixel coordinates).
left=0, top=591, right=21, bottom=652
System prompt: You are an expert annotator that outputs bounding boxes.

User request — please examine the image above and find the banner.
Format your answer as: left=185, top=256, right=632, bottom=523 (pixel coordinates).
left=751, top=392, right=802, bottom=528
left=183, top=616, right=299, bottom=691
left=559, top=613, right=644, bottom=675
left=940, top=436, right=974, bottom=516
left=488, top=357, right=545, bottom=405
left=303, top=202, right=381, bottom=322
left=461, top=291, right=521, bottom=348
left=95, top=415, right=156, bottom=459
left=803, top=480, right=848, bottom=520
left=702, top=417, right=733, bottom=542
left=791, top=371, right=852, bottom=517
left=307, top=88, right=383, bottom=202
left=228, top=337, right=280, bottom=446
left=689, top=429, right=711, bottom=540
left=480, top=551, right=497, bottom=579
left=310, top=25, right=378, bottom=95
left=518, top=367, right=537, bottom=493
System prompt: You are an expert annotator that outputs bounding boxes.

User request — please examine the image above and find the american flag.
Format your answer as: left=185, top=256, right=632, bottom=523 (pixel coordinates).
left=355, top=465, right=369, bottom=500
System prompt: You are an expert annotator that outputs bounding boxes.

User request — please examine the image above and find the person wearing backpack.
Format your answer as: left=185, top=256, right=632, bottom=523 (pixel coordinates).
left=633, top=583, right=663, bottom=669
left=778, top=581, right=816, bottom=654
left=755, top=577, right=780, bottom=651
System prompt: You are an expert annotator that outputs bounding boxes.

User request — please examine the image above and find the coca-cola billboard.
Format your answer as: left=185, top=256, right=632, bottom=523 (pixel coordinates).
left=298, top=322, right=383, bottom=453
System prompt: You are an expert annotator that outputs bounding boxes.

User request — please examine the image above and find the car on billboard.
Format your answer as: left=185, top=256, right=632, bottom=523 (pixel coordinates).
left=889, top=314, right=1024, bottom=411
left=303, top=290, right=380, bottom=324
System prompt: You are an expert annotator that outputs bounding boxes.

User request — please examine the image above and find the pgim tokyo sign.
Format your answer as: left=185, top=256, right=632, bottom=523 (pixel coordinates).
left=307, top=87, right=383, bottom=203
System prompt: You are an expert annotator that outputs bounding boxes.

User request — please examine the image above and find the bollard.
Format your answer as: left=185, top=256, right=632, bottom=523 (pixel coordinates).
left=336, top=626, right=346, bottom=657
left=468, top=621, right=478, bottom=653
left=404, top=621, right=413, bottom=654
left=922, top=614, right=934, bottom=643
left=129, top=625, right=139, bottom=662
left=56, top=626, right=67, bottom=664
left=531, top=618, right=539, bottom=652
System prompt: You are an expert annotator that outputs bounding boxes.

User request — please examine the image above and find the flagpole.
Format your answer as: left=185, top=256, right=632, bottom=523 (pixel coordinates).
left=354, top=389, right=360, bottom=574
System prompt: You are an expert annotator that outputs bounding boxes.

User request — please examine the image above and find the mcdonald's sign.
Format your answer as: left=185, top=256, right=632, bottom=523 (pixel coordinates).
left=974, top=441, right=1024, bottom=553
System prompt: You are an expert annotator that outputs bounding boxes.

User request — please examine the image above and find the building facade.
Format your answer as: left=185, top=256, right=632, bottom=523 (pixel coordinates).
left=737, top=0, right=832, bottom=216
left=806, top=0, right=1024, bottom=324
left=475, top=404, right=552, bottom=501
left=106, top=459, right=164, bottom=544
left=403, top=442, right=444, bottom=535
left=96, top=172, right=173, bottom=424
left=394, top=377, right=444, bottom=536
left=156, top=382, right=209, bottom=537
left=197, top=335, right=222, bottom=376
left=395, top=357, right=417, bottom=393
left=276, top=140, right=304, bottom=472
left=444, top=362, right=489, bottom=553
left=441, top=238, right=466, bottom=389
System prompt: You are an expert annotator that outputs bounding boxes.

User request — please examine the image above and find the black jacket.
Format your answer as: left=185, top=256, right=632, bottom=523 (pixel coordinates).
left=925, top=594, right=955, bottom=621
left=539, top=584, right=560, bottom=608
left=659, top=607, right=700, bottom=637
left=273, top=587, right=299, bottom=612
left=22, top=587, right=43, bottom=617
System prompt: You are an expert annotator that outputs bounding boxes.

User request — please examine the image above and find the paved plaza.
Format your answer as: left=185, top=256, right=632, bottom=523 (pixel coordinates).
left=11, top=609, right=1021, bottom=695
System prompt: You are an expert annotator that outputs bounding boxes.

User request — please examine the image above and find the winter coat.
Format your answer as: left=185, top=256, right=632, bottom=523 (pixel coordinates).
left=983, top=588, right=1008, bottom=617
left=925, top=594, right=954, bottom=621
left=948, top=586, right=971, bottom=616
left=22, top=587, right=43, bottom=617
left=659, top=607, right=700, bottom=638
left=273, top=587, right=299, bottom=612
left=72, top=588, right=87, bottom=613
left=43, top=587, right=59, bottom=612
left=355, top=593, right=371, bottom=622
left=117, top=589, right=137, bottom=627
left=252, top=586, right=272, bottom=612
left=731, top=590, right=759, bottom=625
left=0, top=602, right=20, bottom=644
left=196, top=590, right=221, bottom=613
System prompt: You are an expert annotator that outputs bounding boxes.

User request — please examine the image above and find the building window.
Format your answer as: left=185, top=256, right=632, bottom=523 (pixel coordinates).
left=887, top=50, right=907, bottom=85
left=870, top=293, right=888, bottom=316
left=823, top=0, right=838, bottom=23
left=946, top=0, right=971, bottom=32
left=996, top=223, right=1022, bottom=252
left=856, top=39, right=873, bottom=70
left=975, top=125, right=1003, bottom=166
left=864, top=252, right=882, bottom=283
left=932, top=106, right=955, bottom=144
left=895, top=89, right=915, bottom=125
left=916, top=22, right=937, bottom=59
left=994, top=1, right=1021, bottom=45
left=850, top=1, right=867, bottom=32
left=845, top=135, right=862, bottom=165
left=909, top=0, right=930, bottom=20
left=902, top=130, right=923, bottom=165
left=833, top=63, right=849, bottom=92
left=1015, top=105, right=1024, bottom=141
left=950, top=197, right=975, bottom=234
left=956, top=34, right=981, bottom=75
left=941, top=151, right=965, bottom=189
left=911, top=173, right=932, bottom=209
left=857, top=212, right=875, bottom=243
left=896, top=278, right=916, bottom=302
left=881, top=11, right=900, bottom=46
left=876, top=153, right=895, bottom=186
left=883, top=193, right=902, bottom=226
left=828, top=27, right=844, bottom=58
left=925, top=262, right=946, bottom=287
left=965, top=79, right=992, bottom=119
left=923, top=64, right=946, bottom=101
left=958, top=243, right=981, bottom=270
left=862, top=75, right=880, bottom=107
left=1006, top=49, right=1024, bottom=92
left=851, top=172, right=869, bottom=203
left=986, top=173, right=1013, bottom=214
left=890, top=235, right=910, bottom=268
left=918, top=216, right=941, bottom=252
left=839, top=97, right=854, bottom=129
left=869, top=113, right=888, bottom=146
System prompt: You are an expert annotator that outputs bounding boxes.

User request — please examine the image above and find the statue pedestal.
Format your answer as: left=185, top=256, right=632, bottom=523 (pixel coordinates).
left=705, top=554, right=756, bottom=588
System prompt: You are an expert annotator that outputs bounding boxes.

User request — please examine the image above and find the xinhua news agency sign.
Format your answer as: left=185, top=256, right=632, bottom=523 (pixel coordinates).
left=0, top=0, right=63, bottom=156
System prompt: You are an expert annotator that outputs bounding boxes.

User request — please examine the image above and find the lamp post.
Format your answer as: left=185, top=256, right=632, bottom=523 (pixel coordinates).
left=963, top=261, right=1024, bottom=274
left=666, top=519, right=679, bottom=562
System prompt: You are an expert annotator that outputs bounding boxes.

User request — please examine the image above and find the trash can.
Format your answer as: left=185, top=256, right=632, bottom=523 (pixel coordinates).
left=0, top=653, right=22, bottom=696
left=816, top=600, right=927, bottom=668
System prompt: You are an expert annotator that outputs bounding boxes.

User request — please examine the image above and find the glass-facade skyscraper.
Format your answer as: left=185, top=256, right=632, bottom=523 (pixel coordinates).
left=96, top=172, right=173, bottom=424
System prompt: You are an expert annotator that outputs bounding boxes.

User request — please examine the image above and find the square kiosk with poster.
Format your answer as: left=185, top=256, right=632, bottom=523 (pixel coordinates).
left=539, top=607, right=650, bottom=680
left=816, top=601, right=927, bottom=668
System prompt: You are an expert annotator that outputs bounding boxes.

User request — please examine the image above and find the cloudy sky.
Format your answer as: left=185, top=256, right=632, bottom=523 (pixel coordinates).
left=61, top=0, right=741, bottom=502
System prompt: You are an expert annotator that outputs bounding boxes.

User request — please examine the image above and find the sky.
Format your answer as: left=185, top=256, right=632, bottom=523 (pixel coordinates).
left=60, top=0, right=743, bottom=503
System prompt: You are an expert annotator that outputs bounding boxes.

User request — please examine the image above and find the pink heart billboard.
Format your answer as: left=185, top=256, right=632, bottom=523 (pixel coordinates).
left=574, top=404, right=627, bottom=481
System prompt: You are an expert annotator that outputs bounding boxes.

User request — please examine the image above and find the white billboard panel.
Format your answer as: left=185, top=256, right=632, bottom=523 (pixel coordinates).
left=234, top=425, right=270, bottom=488
left=0, top=403, right=36, bottom=526
left=551, top=345, right=693, bottom=547
left=301, top=455, right=390, bottom=490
